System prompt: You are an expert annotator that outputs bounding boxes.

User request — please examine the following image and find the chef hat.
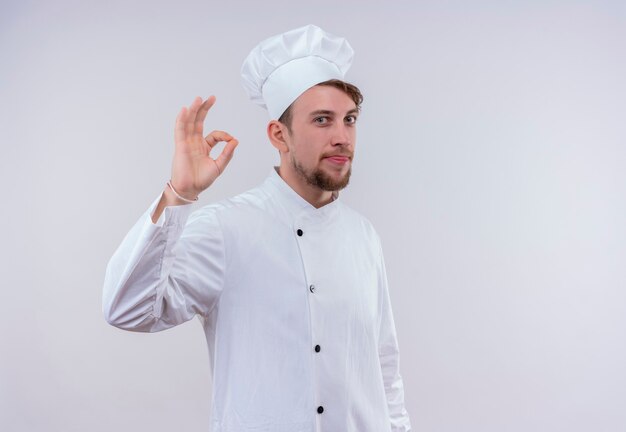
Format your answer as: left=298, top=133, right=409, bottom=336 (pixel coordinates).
left=241, top=24, right=354, bottom=120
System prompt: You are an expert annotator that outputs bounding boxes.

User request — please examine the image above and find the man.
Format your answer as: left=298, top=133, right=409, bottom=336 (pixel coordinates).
left=103, top=24, right=412, bottom=431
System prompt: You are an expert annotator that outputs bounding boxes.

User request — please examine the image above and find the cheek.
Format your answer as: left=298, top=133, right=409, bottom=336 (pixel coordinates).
left=300, top=147, right=319, bottom=164
left=289, top=140, right=315, bottom=165
left=297, top=137, right=322, bottom=159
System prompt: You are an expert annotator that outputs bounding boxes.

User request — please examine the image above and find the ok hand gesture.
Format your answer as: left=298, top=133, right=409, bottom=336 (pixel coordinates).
left=170, top=95, right=239, bottom=199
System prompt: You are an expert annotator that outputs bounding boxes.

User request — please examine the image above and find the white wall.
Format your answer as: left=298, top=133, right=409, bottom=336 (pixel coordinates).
left=1, top=0, right=625, bottom=431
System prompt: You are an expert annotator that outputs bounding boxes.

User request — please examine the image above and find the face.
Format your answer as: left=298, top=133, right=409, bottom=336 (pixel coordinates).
left=283, top=85, right=358, bottom=192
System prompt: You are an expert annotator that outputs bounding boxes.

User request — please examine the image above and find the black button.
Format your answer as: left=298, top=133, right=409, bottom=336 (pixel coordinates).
left=309, top=284, right=315, bottom=293
left=317, top=406, right=324, bottom=414
left=297, top=229, right=303, bottom=236
left=315, top=345, right=321, bottom=352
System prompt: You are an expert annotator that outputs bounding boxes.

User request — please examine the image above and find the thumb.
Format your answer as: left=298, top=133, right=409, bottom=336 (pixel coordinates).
left=214, top=137, right=239, bottom=174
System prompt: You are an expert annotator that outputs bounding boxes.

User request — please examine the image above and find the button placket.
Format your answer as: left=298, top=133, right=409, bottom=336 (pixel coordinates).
left=293, top=215, right=326, bottom=426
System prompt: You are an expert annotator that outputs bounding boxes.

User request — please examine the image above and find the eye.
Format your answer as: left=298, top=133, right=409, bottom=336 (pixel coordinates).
left=314, top=116, right=329, bottom=125
left=345, top=115, right=357, bottom=124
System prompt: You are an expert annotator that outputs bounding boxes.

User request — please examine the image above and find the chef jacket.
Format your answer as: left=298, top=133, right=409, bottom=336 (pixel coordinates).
left=103, top=167, right=412, bottom=432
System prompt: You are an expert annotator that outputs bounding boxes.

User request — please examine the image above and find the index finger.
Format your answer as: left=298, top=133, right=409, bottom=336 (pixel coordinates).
left=204, top=130, right=233, bottom=148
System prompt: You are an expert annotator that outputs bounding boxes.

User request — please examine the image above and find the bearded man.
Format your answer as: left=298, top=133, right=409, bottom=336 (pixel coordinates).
left=103, top=24, right=412, bottom=432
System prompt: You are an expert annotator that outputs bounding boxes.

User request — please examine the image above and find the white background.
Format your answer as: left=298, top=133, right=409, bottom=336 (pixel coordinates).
left=1, top=0, right=625, bottom=431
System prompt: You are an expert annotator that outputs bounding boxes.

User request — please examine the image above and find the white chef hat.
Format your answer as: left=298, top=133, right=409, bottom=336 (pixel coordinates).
left=241, top=24, right=354, bottom=120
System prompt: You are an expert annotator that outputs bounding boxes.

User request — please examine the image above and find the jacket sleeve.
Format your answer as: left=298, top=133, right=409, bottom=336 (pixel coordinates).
left=377, top=240, right=412, bottom=431
left=102, top=193, right=225, bottom=332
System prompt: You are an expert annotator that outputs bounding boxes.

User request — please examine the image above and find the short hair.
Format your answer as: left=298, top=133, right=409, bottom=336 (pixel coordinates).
left=278, top=79, right=364, bottom=134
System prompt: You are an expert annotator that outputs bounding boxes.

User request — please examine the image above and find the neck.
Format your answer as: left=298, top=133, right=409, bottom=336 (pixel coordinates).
left=276, top=165, right=335, bottom=209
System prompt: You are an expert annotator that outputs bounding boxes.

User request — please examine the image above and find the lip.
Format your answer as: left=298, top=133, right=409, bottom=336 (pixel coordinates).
left=323, top=156, right=351, bottom=165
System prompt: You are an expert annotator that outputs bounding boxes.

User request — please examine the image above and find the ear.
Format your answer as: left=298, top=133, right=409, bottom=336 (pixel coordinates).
left=267, top=120, right=290, bottom=153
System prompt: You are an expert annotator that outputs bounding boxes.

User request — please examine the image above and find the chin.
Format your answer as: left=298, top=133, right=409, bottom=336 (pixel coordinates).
left=293, top=156, right=352, bottom=191
left=315, top=169, right=351, bottom=191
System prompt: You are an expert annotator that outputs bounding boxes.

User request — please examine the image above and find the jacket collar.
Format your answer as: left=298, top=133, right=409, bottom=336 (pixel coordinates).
left=264, top=166, right=340, bottom=224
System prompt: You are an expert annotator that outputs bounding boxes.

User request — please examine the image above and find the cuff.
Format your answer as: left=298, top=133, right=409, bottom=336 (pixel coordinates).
left=149, top=192, right=195, bottom=228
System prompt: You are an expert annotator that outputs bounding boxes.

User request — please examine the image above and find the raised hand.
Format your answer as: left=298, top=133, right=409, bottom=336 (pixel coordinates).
left=170, top=95, right=239, bottom=199
left=151, top=96, right=239, bottom=222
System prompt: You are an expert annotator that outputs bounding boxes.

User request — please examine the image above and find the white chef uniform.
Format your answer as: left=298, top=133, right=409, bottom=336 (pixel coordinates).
left=103, top=167, right=412, bottom=431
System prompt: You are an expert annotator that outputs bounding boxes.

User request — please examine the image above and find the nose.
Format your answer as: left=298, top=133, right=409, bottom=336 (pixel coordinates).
left=331, top=123, right=353, bottom=148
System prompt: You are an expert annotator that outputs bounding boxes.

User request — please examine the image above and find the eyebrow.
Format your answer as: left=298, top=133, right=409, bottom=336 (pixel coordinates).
left=308, top=108, right=360, bottom=117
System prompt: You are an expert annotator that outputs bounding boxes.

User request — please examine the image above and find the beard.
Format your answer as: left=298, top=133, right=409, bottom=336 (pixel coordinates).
left=292, top=154, right=352, bottom=192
